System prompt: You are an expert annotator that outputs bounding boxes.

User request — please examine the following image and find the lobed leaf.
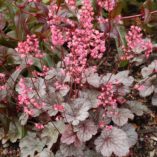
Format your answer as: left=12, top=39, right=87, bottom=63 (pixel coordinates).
left=95, top=127, right=129, bottom=157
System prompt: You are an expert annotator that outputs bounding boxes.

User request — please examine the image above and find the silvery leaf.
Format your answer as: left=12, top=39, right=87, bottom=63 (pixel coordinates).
left=122, top=124, right=138, bottom=147
left=64, top=98, right=91, bottom=125
left=35, top=148, right=54, bottom=157
left=152, top=92, right=157, bottom=106
left=127, top=101, right=149, bottom=116
left=74, top=120, right=97, bottom=142
left=94, top=127, right=129, bottom=157
left=79, top=89, right=100, bottom=108
left=112, top=108, right=134, bottom=126
left=20, top=132, right=46, bottom=157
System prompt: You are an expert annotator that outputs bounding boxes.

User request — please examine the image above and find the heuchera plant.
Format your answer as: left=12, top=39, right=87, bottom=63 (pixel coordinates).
left=0, top=0, right=157, bottom=156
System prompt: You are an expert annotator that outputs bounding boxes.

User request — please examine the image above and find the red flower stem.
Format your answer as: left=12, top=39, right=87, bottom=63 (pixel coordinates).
left=121, top=10, right=157, bottom=20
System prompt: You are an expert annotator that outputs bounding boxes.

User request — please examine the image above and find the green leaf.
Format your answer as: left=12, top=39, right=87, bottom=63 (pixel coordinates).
left=8, top=121, right=23, bottom=143
left=0, top=37, right=18, bottom=48
left=43, top=54, right=54, bottom=67
left=42, top=0, right=51, bottom=4
left=119, top=60, right=129, bottom=68
left=116, top=25, right=127, bottom=46
left=0, top=104, right=6, bottom=108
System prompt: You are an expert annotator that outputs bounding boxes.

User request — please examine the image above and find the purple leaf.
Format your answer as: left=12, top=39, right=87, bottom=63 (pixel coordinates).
left=112, top=108, right=134, bottom=126
left=74, top=120, right=97, bottom=142
left=79, top=89, right=100, bottom=108
left=94, top=127, right=129, bottom=157
left=61, top=125, right=76, bottom=145
left=64, top=98, right=91, bottom=125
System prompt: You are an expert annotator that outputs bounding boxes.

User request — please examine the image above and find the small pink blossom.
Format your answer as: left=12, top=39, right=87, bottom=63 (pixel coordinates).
left=97, top=83, right=117, bottom=107
left=0, top=73, right=5, bottom=78
left=105, top=125, right=113, bottom=131
left=134, top=84, right=145, bottom=91
left=50, top=25, right=65, bottom=46
left=56, top=115, right=63, bottom=121
left=97, top=0, right=116, bottom=12
left=53, top=104, right=64, bottom=112
left=0, top=85, right=6, bottom=90
left=124, top=25, right=153, bottom=59
left=15, top=34, right=42, bottom=58
left=35, top=123, right=44, bottom=130
left=27, top=0, right=40, bottom=2
left=99, top=121, right=105, bottom=128
left=65, top=0, right=76, bottom=9
left=24, top=107, right=34, bottom=116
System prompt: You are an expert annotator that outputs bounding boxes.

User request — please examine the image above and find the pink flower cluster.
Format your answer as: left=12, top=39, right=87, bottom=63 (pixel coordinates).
left=27, top=0, right=40, bottom=2
left=134, top=84, right=145, bottom=91
left=17, top=78, right=44, bottom=116
left=15, top=35, right=43, bottom=58
left=53, top=104, right=64, bottom=112
left=97, top=83, right=117, bottom=108
left=0, top=73, right=6, bottom=91
left=64, top=0, right=106, bottom=83
left=0, top=73, right=5, bottom=78
left=47, top=0, right=106, bottom=83
left=97, top=0, right=116, bottom=12
left=65, top=0, right=76, bottom=9
left=122, top=25, right=153, bottom=59
left=17, top=78, right=34, bottom=115
left=50, top=25, right=65, bottom=46
left=0, top=85, right=6, bottom=90
left=35, top=123, right=44, bottom=129
left=79, top=0, right=94, bottom=29
left=48, top=4, right=74, bottom=47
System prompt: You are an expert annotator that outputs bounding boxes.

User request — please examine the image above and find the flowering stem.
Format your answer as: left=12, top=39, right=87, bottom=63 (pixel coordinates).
left=121, top=10, right=157, bottom=20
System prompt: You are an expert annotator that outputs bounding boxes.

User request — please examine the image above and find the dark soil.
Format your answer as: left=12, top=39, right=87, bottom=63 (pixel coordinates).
left=132, top=112, right=157, bottom=157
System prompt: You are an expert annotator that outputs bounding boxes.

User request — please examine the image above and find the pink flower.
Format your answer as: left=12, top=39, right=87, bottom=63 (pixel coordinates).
left=124, top=25, right=153, bottom=59
left=79, top=0, right=94, bottom=29
left=0, top=73, right=5, bottom=78
left=24, top=107, right=34, bottom=116
left=27, top=0, right=40, bottom=2
left=65, top=0, right=76, bottom=9
left=105, top=125, right=113, bottom=131
left=97, top=83, right=117, bottom=107
left=134, top=84, right=145, bottom=91
left=0, top=85, right=6, bottom=90
left=35, top=123, right=44, bottom=130
left=17, top=78, right=45, bottom=116
left=99, top=121, right=105, bottom=128
left=15, top=34, right=42, bottom=58
left=97, top=0, right=116, bottom=12
left=50, top=25, right=65, bottom=46
left=48, top=4, right=74, bottom=47
left=53, top=104, right=64, bottom=112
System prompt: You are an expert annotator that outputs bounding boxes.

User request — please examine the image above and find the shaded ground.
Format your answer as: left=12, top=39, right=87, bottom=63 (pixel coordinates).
left=132, top=113, right=157, bottom=157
